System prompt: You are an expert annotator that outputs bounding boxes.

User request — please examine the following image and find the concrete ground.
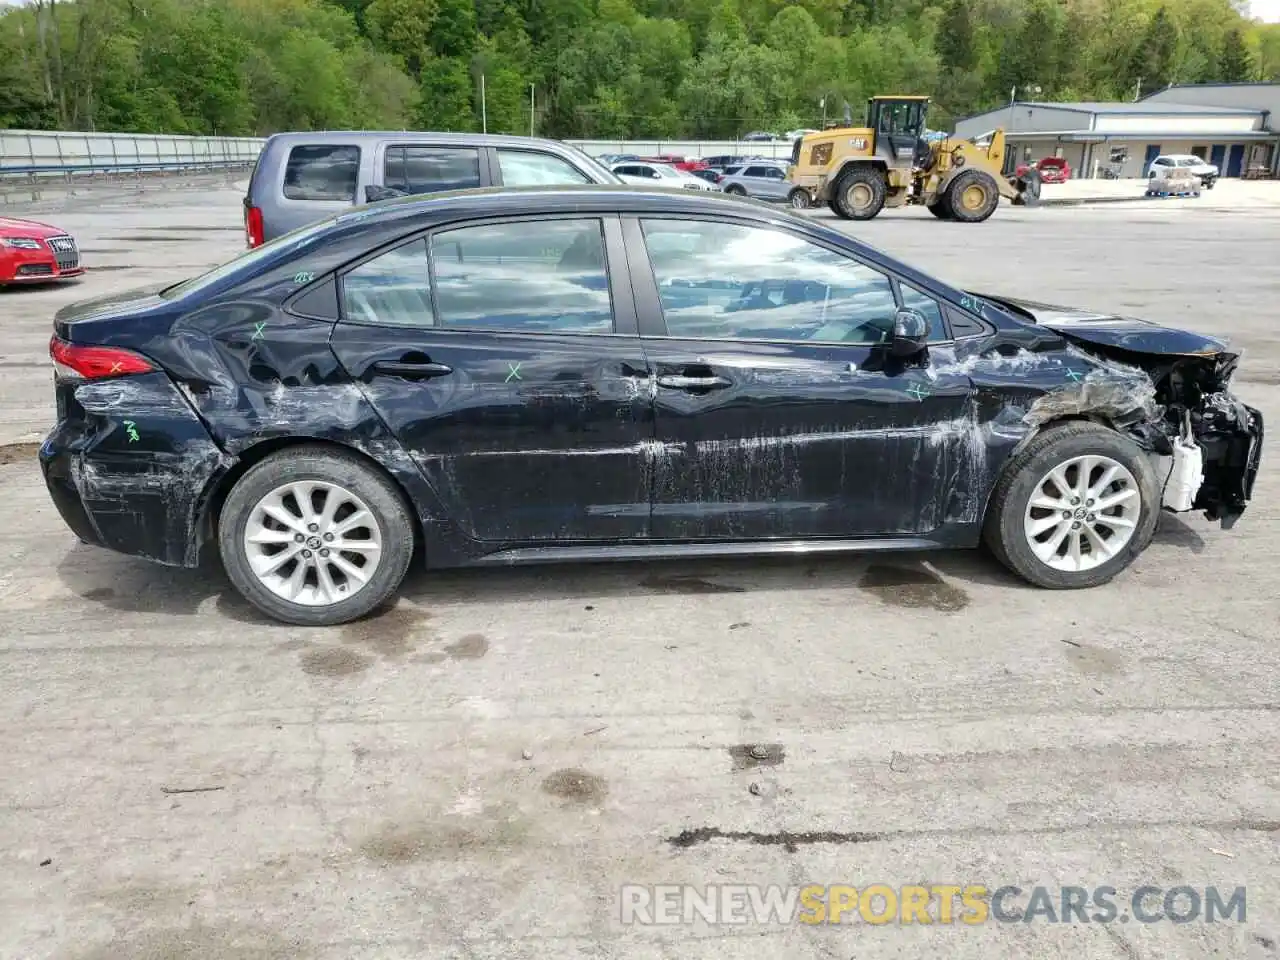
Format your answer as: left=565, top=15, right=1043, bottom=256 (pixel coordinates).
left=1, top=177, right=1278, bottom=959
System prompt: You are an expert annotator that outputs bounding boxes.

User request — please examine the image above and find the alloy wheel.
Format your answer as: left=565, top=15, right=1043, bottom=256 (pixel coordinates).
left=243, top=480, right=384, bottom=606
left=1023, top=455, right=1141, bottom=573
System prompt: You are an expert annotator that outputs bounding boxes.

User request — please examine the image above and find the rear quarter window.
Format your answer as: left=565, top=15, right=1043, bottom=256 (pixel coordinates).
left=283, top=145, right=360, bottom=202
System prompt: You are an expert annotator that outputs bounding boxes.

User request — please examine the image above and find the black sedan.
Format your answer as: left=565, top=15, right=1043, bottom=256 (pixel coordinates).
left=40, top=187, right=1263, bottom=625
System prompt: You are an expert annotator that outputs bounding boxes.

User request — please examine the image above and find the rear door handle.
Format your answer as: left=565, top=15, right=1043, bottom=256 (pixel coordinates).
left=370, top=360, right=453, bottom=379
left=657, top=374, right=732, bottom=391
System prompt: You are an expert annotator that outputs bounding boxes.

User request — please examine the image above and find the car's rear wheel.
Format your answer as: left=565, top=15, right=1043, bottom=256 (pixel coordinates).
left=725, top=184, right=747, bottom=196
left=219, top=446, right=415, bottom=625
left=984, top=422, right=1160, bottom=589
left=788, top=188, right=811, bottom=210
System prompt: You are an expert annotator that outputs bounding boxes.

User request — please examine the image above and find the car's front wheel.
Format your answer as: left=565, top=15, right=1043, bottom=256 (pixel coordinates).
left=219, top=445, right=416, bottom=625
left=984, top=422, right=1160, bottom=589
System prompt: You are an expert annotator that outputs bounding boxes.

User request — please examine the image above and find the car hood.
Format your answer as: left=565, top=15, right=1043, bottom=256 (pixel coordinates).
left=977, top=293, right=1233, bottom=358
left=0, top=216, right=65, bottom=239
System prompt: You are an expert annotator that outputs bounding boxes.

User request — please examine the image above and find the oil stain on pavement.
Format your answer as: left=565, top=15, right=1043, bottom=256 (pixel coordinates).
left=859, top=564, right=970, bottom=612
left=341, top=603, right=432, bottom=659
left=444, top=634, right=490, bottom=660
left=640, top=574, right=745, bottom=594
left=542, top=768, right=608, bottom=805
left=299, top=646, right=372, bottom=677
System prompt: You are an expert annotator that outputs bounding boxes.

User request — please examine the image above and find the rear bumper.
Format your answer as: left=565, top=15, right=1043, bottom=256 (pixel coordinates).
left=39, top=373, right=234, bottom=567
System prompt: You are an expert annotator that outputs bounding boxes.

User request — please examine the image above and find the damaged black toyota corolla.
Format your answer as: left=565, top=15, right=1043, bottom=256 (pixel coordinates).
left=39, top=187, right=1263, bottom=625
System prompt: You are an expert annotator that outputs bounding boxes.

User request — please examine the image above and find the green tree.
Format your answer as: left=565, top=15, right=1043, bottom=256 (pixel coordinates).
left=1219, top=28, right=1254, bottom=81
left=1128, top=7, right=1181, bottom=95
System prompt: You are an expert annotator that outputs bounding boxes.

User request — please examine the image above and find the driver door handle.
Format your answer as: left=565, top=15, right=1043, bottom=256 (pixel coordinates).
left=370, top=359, right=453, bottom=379
left=657, top=374, right=732, bottom=391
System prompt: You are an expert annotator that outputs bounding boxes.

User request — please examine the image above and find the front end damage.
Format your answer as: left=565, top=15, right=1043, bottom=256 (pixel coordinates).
left=1031, top=343, right=1262, bottom=529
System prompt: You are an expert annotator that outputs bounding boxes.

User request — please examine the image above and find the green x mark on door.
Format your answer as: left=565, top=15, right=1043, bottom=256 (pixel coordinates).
left=906, top=383, right=931, bottom=401
left=251, top=321, right=267, bottom=341
left=1064, top=368, right=1085, bottom=382
left=505, top=362, right=523, bottom=382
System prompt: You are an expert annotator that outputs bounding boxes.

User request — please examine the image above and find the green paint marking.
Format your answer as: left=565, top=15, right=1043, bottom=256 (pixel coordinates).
left=252, top=321, right=267, bottom=341
left=1064, top=368, right=1085, bottom=382
left=906, top=384, right=930, bottom=401
left=293, top=271, right=315, bottom=285
left=505, top=362, right=523, bottom=383
left=122, top=420, right=140, bottom=443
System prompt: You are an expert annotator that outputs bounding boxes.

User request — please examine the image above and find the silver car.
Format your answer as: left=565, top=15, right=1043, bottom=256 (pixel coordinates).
left=243, top=131, right=620, bottom=246
left=719, top=162, right=810, bottom=208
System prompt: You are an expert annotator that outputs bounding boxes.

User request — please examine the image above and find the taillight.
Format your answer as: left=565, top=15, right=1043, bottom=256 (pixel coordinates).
left=245, top=205, right=264, bottom=248
left=50, top=337, right=155, bottom=380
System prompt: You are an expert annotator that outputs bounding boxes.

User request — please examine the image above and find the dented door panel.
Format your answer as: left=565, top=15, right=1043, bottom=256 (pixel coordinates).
left=642, top=340, right=976, bottom=539
left=330, top=328, right=655, bottom=543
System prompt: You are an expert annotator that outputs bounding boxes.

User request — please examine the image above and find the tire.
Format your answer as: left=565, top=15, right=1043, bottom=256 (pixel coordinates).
left=927, top=194, right=953, bottom=219
left=724, top=184, right=747, bottom=196
left=787, top=188, right=811, bottom=210
left=983, top=422, right=1160, bottom=590
left=1014, top=168, right=1041, bottom=206
left=218, top=445, right=416, bottom=625
left=834, top=166, right=886, bottom=220
left=828, top=197, right=852, bottom=219
left=945, top=169, right=1000, bottom=223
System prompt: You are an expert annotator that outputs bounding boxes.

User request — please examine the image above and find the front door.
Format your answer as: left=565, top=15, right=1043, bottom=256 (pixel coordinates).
left=1227, top=144, right=1246, bottom=177
left=624, top=216, right=974, bottom=541
left=1210, top=144, right=1226, bottom=171
left=329, top=215, right=654, bottom=543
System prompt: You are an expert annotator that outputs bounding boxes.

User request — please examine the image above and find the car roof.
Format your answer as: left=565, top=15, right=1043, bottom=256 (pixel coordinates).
left=262, top=130, right=582, bottom=151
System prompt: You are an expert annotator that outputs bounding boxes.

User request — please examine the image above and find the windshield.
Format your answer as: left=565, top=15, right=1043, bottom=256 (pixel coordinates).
left=160, top=215, right=337, bottom=300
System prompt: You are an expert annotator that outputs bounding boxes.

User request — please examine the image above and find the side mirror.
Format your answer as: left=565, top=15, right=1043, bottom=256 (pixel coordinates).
left=890, top=307, right=929, bottom=358
left=365, top=185, right=407, bottom=203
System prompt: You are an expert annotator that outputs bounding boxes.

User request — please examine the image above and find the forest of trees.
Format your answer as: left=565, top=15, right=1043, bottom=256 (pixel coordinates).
left=2, top=0, right=1279, bottom=138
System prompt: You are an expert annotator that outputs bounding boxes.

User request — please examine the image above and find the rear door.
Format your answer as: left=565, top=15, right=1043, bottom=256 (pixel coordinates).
left=376, top=143, right=486, bottom=200
left=328, top=214, right=654, bottom=544
left=490, top=148, right=597, bottom=186
left=624, top=215, right=975, bottom=541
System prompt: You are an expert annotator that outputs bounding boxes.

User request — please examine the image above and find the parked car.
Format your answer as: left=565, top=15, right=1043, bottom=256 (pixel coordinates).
left=0, top=217, right=83, bottom=286
left=242, top=131, right=620, bottom=247
left=1147, top=154, right=1218, bottom=189
left=689, top=169, right=724, bottom=185
left=719, top=162, right=811, bottom=208
left=639, top=155, right=707, bottom=173
left=597, top=153, right=641, bottom=166
left=1016, top=156, right=1071, bottom=184
left=611, top=161, right=718, bottom=191
left=41, top=187, right=1263, bottom=625
left=741, top=131, right=780, bottom=142
left=785, top=129, right=819, bottom=141
left=702, top=155, right=749, bottom=171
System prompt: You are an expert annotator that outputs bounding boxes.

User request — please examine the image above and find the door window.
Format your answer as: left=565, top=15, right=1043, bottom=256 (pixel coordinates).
left=342, top=239, right=433, bottom=328
left=283, top=145, right=360, bottom=201
left=764, top=167, right=785, bottom=179
left=744, top=166, right=768, bottom=178
left=640, top=219, right=897, bottom=344
left=430, top=219, right=613, bottom=333
left=898, top=283, right=945, bottom=340
left=498, top=150, right=593, bottom=185
left=384, top=146, right=481, bottom=195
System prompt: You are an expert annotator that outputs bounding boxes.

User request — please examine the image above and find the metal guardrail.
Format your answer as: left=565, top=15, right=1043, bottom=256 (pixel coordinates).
left=0, top=130, right=265, bottom=181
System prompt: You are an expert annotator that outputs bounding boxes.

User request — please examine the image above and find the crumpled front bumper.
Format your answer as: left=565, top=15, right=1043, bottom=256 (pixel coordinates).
left=1197, top=399, right=1263, bottom=529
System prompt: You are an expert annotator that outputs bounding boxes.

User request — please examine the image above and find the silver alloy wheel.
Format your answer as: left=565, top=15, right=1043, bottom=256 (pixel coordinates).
left=790, top=191, right=809, bottom=209
left=1023, top=455, right=1141, bottom=573
left=243, top=480, right=383, bottom=607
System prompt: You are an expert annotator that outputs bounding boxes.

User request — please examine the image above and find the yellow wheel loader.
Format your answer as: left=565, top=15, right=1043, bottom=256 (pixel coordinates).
left=785, top=96, right=1041, bottom=222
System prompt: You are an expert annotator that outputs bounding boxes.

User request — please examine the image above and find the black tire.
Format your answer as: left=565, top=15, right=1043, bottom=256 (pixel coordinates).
left=1204, top=177, right=1216, bottom=190
left=218, top=445, right=416, bottom=626
left=1014, top=168, right=1042, bottom=206
left=945, top=169, right=1000, bottom=223
left=828, top=197, right=852, bottom=219
left=834, top=166, right=886, bottom=220
left=787, top=188, right=811, bottom=210
left=983, top=422, right=1160, bottom=590
left=927, top=194, right=953, bottom=219
left=724, top=184, right=747, bottom=196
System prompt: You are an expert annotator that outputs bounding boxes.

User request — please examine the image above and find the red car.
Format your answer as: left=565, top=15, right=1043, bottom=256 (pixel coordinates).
left=641, top=154, right=709, bottom=173
left=0, top=216, right=84, bottom=286
left=1016, top=156, right=1071, bottom=184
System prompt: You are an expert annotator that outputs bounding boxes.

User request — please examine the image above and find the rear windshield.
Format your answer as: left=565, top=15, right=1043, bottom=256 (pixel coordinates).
left=283, top=145, right=360, bottom=202
left=159, top=216, right=337, bottom=300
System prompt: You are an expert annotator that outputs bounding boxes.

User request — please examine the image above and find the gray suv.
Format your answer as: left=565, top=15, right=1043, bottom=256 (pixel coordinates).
left=719, top=162, right=810, bottom=208
left=243, top=131, right=620, bottom=246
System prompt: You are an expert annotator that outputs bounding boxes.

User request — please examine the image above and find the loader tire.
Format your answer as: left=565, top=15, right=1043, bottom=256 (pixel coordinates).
left=927, top=195, right=953, bottom=219
left=834, top=166, right=886, bottom=220
left=946, top=169, right=1000, bottom=223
